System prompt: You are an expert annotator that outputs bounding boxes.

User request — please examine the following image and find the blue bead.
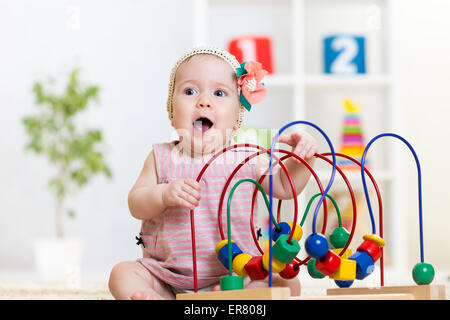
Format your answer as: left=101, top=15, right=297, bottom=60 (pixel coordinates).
left=305, top=233, right=329, bottom=259
left=218, top=242, right=243, bottom=270
left=349, top=250, right=375, bottom=280
left=335, top=280, right=354, bottom=288
left=272, top=222, right=291, bottom=242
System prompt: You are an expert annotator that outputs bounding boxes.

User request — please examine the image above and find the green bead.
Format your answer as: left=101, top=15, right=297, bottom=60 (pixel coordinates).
left=412, top=262, right=435, bottom=285
left=329, top=227, right=350, bottom=249
left=220, top=275, right=244, bottom=291
left=307, top=258, right=325, bottom=279
left=273, top=234, right=301, bottom=263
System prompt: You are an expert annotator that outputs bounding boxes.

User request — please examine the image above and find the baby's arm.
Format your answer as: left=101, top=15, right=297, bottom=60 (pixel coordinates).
left=128, top=150, right=201, bottom=220
left=256, top=131, right=317, bottom=200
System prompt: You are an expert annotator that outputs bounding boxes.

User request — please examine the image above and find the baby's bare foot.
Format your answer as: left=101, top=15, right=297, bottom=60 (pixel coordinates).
left=129, top=291, right=156, bottom=300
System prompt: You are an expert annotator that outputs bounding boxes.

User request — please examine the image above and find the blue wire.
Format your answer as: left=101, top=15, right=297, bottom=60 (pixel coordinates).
left=268, top=121, right=337, bottom=287
left=361, top=133, right=424, bottom=263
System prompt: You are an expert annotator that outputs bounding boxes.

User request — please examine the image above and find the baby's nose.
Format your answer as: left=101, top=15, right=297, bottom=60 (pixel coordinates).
left=196, top=95, right=212, bottom=108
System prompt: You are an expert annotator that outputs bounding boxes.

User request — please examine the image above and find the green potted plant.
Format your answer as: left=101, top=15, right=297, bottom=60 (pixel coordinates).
left=23, top=68, right=112, bottom=283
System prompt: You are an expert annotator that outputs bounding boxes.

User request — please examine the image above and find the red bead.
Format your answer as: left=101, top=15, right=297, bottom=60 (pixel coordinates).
left=244, top=256, right=268, bottom=281
left=315, top=250, right=341, bottom=276
left=279, top=262, right=300, bottom=279
left=357, top=240, right=382, bottom=262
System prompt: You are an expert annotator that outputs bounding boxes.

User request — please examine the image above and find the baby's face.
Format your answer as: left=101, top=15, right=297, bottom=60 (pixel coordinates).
left=172, top=54, right=240, bottom=156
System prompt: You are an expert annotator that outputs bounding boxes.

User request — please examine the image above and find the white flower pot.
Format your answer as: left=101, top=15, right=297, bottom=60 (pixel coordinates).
left=34, top=237, right=83, bottom=288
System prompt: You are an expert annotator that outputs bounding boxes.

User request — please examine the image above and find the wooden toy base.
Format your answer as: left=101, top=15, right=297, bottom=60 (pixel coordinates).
left=176, top=287, right=291, bottom=300
left=327, top=284, right=446, bottom=300
left=176, top=285, right=446, bottom=300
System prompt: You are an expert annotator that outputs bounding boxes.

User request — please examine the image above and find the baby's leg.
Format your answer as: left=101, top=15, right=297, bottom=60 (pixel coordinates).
left=108, top=260, right=174, bottom=300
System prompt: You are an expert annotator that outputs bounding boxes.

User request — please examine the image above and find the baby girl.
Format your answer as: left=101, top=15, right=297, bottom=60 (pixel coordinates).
left=108, top=46, right=318, bottom=300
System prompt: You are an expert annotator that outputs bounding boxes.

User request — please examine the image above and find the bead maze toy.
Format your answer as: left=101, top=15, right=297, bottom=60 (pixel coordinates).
left=176, top=120, right=445, bottom=300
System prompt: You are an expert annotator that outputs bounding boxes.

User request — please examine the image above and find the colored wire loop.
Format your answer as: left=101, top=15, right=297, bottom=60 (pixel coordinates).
left=361, top=133, right=425, bottom=263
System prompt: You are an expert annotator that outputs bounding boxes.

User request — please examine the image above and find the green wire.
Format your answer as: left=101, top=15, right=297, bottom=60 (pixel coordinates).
left=299, top=193, right=342, bottom=228
left=226, top=178, right=280, bottom=276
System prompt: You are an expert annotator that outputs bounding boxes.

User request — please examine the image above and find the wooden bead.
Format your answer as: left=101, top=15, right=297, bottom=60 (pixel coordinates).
left=272, top=222, right=291, bottom=242
left=412, top=262, right=435, bottom=285
left=288, top=222, right=303, bottom=241
left=307, top=258, right=325, bottom=279
left=315, top=250, right=341, bottom=276
left=244, top=256, right=268, bottom=280
left=330, top=258, right=356, bottom=281
left=349, top=250, right=375, bottom=280
left=220, top=275, right=244, bottom=291
left=215, top=239, right=235, bottom=254
left=305, top=233, right=329, bottom=259
left=217, top=242, right=243, bottom=270
left=329, top=227, right=350, bottom=249
left=232, top=253, right=252, bottom=277
left=363, top=234, right=385, bottom=247
left=332, top=248, right=352, bottom=259
left=279, top=262, right=300, bottom=279
left=262, top=252, right=286, bottom=274
left=272, top=234, right=300, bottom=263
left=357, top=239, right=382, bottom=262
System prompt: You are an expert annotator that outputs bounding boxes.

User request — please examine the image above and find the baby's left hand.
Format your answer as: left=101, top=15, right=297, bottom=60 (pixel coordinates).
left=278, top=131, right=318, bottom=161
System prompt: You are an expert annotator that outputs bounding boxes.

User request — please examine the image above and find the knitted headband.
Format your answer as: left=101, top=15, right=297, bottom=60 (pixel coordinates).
left=166, top=46, right=245, bottom=128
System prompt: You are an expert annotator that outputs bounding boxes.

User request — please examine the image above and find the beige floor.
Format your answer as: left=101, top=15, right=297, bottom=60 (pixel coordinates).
left=0, top=281, right=113, bottom=300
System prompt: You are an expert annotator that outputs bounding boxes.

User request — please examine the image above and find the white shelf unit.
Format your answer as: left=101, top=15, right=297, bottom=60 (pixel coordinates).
left=193, top=0, right=407, bottom=277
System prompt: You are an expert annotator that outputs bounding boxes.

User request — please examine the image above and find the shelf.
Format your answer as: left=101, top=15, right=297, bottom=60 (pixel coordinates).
left=264, top=74, right=392, bottom=89
left=305, top=74, right=392, bottom=89
left=264, top=74, right=297, bottom=87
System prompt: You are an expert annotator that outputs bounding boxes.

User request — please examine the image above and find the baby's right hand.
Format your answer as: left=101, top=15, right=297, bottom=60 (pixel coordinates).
left=162, top=178, right=202, bottom=210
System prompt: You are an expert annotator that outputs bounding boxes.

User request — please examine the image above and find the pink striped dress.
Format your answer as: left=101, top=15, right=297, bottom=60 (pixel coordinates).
left=139, top=141, right=261, bottom=290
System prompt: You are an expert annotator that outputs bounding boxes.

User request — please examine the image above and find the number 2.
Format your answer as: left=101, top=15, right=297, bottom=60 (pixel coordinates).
left=330, top=36, right=358, bottom=74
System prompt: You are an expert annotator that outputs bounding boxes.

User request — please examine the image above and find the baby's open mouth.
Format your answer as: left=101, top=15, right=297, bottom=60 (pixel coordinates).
left=193, top=117, right=213, bottom=133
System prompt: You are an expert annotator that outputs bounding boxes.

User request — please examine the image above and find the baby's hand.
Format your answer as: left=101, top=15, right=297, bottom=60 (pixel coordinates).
left=278, top=131, right=318, bottom=161
left=162, top=178, right=202, bottom=210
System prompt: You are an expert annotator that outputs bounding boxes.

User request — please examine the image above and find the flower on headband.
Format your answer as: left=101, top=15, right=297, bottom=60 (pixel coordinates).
left=236, top=61, right=268, bottom=111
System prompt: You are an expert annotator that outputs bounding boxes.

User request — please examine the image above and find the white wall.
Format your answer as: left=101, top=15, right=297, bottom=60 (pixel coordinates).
left=396, top=0, right=450, bottom=268
left=0, top=0, right=192, bottom=279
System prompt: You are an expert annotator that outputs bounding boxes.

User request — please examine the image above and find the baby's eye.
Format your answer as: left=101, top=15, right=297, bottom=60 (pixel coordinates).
left=214, top=89, right=227, bottom=97
left=184, top=88, right=197, bottom=95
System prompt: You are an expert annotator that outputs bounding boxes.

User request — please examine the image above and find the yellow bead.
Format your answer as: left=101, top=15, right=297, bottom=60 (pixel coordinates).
left=215, top=239, right=235, bottom=254
left=330, top=258, right=357, bottom=281
left=262, top=252, right=286, bottom=273
left=288, top=222, right=303, bottom=241
left=363, top=234, right=385, bottom=247
left=232, top=253, right=252, bottom=277
left=332, top=248, right=353, bottom=259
